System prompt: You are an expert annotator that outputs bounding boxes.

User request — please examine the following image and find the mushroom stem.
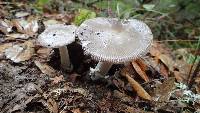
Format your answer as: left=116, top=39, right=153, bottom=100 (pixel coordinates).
left=95, top=62, right=113, bottom=75
left=59, top=46, right=72, bottom=71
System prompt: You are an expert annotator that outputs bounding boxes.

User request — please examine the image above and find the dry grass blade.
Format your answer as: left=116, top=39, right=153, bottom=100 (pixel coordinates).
left=121, top=68, right=152, bottom=100
left=132, top=61, right=150, bottom=82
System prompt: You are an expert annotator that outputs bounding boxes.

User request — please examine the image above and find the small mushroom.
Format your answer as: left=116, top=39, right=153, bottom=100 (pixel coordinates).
left=77, top=17, right=153, bottom=79
left=37, top=24, right=77, bottom=71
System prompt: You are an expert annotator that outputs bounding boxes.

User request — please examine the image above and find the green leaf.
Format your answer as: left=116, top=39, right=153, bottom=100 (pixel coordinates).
left=155, top=0, right=178, bottom=13
left=143, top=4, right=155, bottom=10
left=33, top=0, right=49, bottom=13
left=37, top=0, right=49, bottom=6
left=187, top=54, right=200, bottom=64
left=74, top=9, right=96, bottom=26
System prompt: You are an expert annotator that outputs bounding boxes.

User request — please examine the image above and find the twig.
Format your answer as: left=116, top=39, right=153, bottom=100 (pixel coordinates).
left=156, top=39, right=199, bottom=42
left=187, top=38, right=200, bottom=88
left=188, top=60, right=200, bottom=89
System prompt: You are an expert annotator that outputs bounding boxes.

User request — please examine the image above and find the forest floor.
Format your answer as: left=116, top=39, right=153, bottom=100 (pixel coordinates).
left=0, top=1, right=200, bottom=113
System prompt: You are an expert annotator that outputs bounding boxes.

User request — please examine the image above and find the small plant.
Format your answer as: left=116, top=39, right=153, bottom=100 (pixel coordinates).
left=74, top=9, right=96, bottom=26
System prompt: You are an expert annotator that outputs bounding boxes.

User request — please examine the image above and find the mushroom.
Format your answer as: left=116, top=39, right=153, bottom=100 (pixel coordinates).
left=37, top=24, right=77, bottom=71
left=77, top=17, right=153, bottom=79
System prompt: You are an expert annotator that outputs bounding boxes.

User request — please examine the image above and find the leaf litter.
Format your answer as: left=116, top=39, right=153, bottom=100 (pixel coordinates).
left=4, top=40, right=34, bottom=63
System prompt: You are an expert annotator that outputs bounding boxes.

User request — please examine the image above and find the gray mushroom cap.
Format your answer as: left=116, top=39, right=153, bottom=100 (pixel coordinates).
left=77, top=17, right=153, bottom=63
left=38, top=24, right=77, bottom=48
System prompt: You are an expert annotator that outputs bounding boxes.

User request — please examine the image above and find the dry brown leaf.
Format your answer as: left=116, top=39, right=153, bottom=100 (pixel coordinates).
left=112, top=78, right=125, bottom=92
left=174, top=70, right=184, bottom=82
left=71, top=108, right=82, bottom=113
left=195, top=83, right=200, bottom=94
left=151, top=78, right=176, bottom=109
left=15, top=11, right=30, bottom=18
left=37, top=47, right=53, bottom=59
left=144, top=57, right=169, bottom=77
left=158, top=54, right=174, bottom=71
left=12, top=19, right=38, bottom=36
left=173, top=59, right=191, bottom=82
left=6, top=33, right=30, bottom=40
left=0, top=43, right=13, bottom=55
left=43, top=19, right=61, bottom=26
left=152, top=77, right=175, bottom=102
left=132, top=61, right=149, bottom=82
left=51, top=75, right=64, bottom=84
left=121, top=68, right=152, bottom=100
left=0, top=19, right=13, bottom=34
left=135, top=58, right=148, bottom=71
left=159, top=61, right=169, bottom=77
left=12, top=19, right=24, bottom=33
left=47, top=98, right=58, bottom=113
left=73, top=88, right=88, bottom=97
left=5, top=41, right=34, bottom=62
left=34, top=60, right=56, bottom=77
left=149, top=43, right=162, bottom=57
left=24, top=20, right=39, bottom=36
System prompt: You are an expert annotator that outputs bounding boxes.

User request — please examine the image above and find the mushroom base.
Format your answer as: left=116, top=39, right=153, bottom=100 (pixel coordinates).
left=89, top=62, right=113, bottom=80
left=59, top=46, right=73, bottom=72
left=95, top=62, right=113, bottom=75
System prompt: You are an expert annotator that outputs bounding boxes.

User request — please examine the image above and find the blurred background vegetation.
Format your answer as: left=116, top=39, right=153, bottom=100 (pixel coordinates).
left=5, top=0, right=200, bottom=64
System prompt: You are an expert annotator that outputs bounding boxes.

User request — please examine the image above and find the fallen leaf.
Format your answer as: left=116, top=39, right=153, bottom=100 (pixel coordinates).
left=36, top=47, right=54, bottom=60
left=71, top=108, right=81, bottom=113
left=47, top=98, right=58, bottom=113
left=6, top=33, right=30, bottom=40
left=149, top=43, right=162, bottom=57
left=159, top=61, right=169, bottom=77
left=154, top=78, right=175, bottom=100
left=0, top=19, right=13, bottom=34
left=12, top=19, right=39, bottom=36
left=158, top=54, right=174, bottom=71
left=15, top=11, right=30, bottom=18
left=24, top=20, right=39, bottom=36
left=145, top=57, right=169, bottom=77
left=173, top=59, right=191, bottom=83
left=34, top=60, right=56, bottom=77
left=5, top=41, right=34, bottom=62
left=112, top=78, right=125, bottom=92
left=12, top=19, right=26, bottom=33
left=51, top=75, right=64, bottom=84
left=174, top=70, right=184, bottom=82
left=0, top=43, right=13, bottom=55
left=152, top=77, right=175, bottom=107
left=73, top=88, right=88, bottom=97
left=43, top=19, right=61, bottom=26
left=132, top=61, right=149, bottom=82
left=135, top=58, right=148, bottom=71
left=121, top=67, right=152, bottom=100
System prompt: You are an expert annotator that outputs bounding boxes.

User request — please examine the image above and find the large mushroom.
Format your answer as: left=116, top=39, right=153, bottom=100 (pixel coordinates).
left=77, top=17, right=153, bottom=79
left=37, top=24, right=77, bottom=71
